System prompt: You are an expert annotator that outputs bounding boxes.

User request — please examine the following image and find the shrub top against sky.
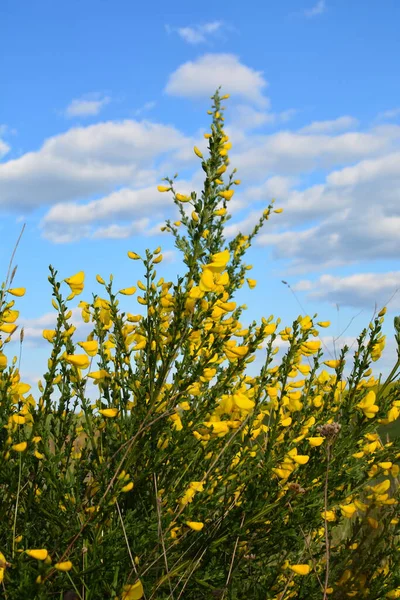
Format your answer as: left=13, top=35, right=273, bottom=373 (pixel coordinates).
left=1, top=0, right=400, bottom=385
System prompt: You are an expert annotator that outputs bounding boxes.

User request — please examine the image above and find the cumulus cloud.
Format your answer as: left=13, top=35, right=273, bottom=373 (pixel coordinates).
left=299, top=116, right=358, bottom=134
left=165, top=53, right=269, bottom=107
left=166, top=21, right=226, bottom=44
left=65, top=94, right=111, bottom=118
left=0, top=138, right=10, bottom=159
left=292, top=272, right=400, bottom=310
left=0, top=120, right=188, bottom=211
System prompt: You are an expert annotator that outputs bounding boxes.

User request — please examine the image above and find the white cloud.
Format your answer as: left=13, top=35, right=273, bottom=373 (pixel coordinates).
left=292, top=272, right=400, bottom=311
left=134, top=101, right=156, bottom=117
left=18, top=307, right=91, bottom=346
left=300, top=116, right=358, bottom=134
left=0, top=120, right=188, bottom=211
left=304, top=0, right=326, bottom=17
left=165, top=53, right=269, bottom=107
left=230, top=127, right=398, bottom=182
left=65, top=94, right=111, bottom=118
left=0, top=138, right=10, bottom=159
left=377, top=107, right=400, bottom=121
left=231, top=105, right=296, bottom=131
left=166, top=21, right=225, bottom=45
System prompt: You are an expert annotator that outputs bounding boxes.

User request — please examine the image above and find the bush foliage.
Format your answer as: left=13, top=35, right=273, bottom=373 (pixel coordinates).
left=1, top=91, right=400, bottom=600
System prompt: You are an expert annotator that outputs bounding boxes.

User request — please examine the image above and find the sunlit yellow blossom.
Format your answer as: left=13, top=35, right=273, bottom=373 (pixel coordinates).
left=54, top=561, right=73, bottom=571
left=186, top=521, right=204, bottom=531
left=128, top=251, right=141, bottom=259
left=176, top=193, right=191, bottom=202
left=321, top=510, right=336, bottom=521
left=193, top=146, right=203, bottom=158
left=64, top=354, right=90, bottom=370
left=340, top=503, right=357, bottom=518
left=7, top=288, right=26, bottom=297
left=77, top=340, right=98, bottom=356
left=42, top=329, right=56, bottom=343
left=157, top=185, right=170, bottom=192
left=218, top=190, right=234, bottom=201
left=307, top=437, right=324, bottom=447
left=121, top=481, right=134, bottom=493
left=289, top=564, right=310, bottom=575
left=99, top=408, right=119, bottom=418
left=121, top=580, right=144, bottom=599
left=119, top=287, right=137, bottom=295
left=12, top=442, right=27, bottom=452
left=26, top=549, right=48, bottom=561
left=323, top=360, right=341, bottom=368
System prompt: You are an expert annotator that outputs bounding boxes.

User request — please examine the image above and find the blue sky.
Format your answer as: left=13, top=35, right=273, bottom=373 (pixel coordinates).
left=1, top=0, right=400, bottom=390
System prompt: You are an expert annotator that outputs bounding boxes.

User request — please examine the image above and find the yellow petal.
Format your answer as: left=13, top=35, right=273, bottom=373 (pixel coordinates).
left=26, top=549, right=48, bottom=561
left=77, top=340, right=98, bottom=357
left=289, top=564, right=310, bottom=575
left=64, top=271, right=85, bottom=286
left=194, top=146, right=203, bottom=159
left=12, top=442, right=27, bottom=452
left=7, top=288, right=26, bottom=297
left=64, top=354, right=90, bottom=369
left=99, top=408, right=119, bottom=418
left=186, top=521, right=204, bottom=531
left=54, top=560, right=73, bottom=571
left=122, top=580, right=144, bottom=600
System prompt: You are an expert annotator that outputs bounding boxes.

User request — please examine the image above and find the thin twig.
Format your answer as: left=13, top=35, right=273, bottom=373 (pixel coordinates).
left=116, top=501, right=146, bottom=599
left=223, top=513, right=245, bottom=598
left=154, top=473, right=174, bottom=599
left=323, top=445, right=332, bottom=600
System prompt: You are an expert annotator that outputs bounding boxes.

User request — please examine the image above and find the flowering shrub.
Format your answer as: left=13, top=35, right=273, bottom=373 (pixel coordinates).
left=1, top=90, right=400, bottom=599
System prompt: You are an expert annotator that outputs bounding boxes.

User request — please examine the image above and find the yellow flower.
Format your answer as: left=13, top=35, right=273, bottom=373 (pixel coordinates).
left=0, top=551, right=6, bottom=583
left=88, top=370, right=109, bottom=380
left=186, top=521, right=204, bottom=531
left=99, top=408, right=119, bottom=418
left=370, top=479, right=391, bottom=495
left=42, top=329, right=56, bottom=342
left=0, top=324, right=18, bottom=334
left=128, top=251, right=141, bottom=260
left=121, top=481, right=134, bottom=493
left=119, top=287, right=137, bottom=295
left=321, top=510, right=336, bottom=522
left=218, top=190, right=234, bottom=201
left=357, top=390, right=379, bottom=418
left=289, top=564, right=310, bottom=575
left=323, top=360, right=341, bottom=369
left=307, top=437, right=324, bottom=447
left=26, top=549, right=48, bottom=561
left=12, top=442, right=27, bottom=453
left=64, top=354, right=90, bottom=370
left=175, top=193, right=191, bottom=202
left=193, top=146, right=203, bottom=159
left=246, top=279, right=257, bottom=289
left=317, top=321, right=331, bottom=327
left=7, top=288, right=26, bottom=297
left=292, top=454, right=309, bottom=465
left=340, top=503, right=357, bottom=518
left=214, top=208, right=227, bottom=216
left=64, top=271, right=85, bottom=293
left=54, top=560, right=73, bottom=571
left=77, top=340, right=98, bottom=356
left=157, top=185, right=170, bottom=192
left=273, top=208, right=283, bottom=214
left=121, top=580, right=144, bottom=599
